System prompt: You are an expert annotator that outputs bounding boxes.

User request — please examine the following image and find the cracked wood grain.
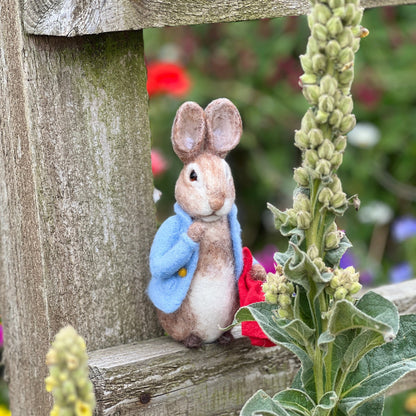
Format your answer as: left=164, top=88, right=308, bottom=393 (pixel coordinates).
left=23, top=0, right=416, bottom=37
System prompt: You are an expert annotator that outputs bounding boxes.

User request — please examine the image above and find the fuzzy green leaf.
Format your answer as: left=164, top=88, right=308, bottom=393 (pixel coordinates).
left=240, top=390, right=292, bottom=416
left=232, top=303, right=312, bottom=365
left=339, top=315, right=416, bottom=415
left=284, top=244, right=332, bottom=290
left=312, top=391, right=338, bottom=416
left=273, top=389, right=315, bottom=415
left=354, top=396, right=384, bottom=416
left=327, top=293, right=397, bottom=342
left=277, top=318, right=316, bottom=348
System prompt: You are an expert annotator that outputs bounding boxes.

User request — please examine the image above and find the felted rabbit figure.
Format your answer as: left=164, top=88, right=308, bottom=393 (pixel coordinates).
left=148, top=98, right=265, bottom=348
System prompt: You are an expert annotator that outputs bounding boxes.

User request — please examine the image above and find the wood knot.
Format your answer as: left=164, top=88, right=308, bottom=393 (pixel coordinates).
left=139, top=392, right=151, bottom=404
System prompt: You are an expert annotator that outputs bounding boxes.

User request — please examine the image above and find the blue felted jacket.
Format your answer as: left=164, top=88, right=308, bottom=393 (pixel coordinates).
left=148, top=203, right=243, bottom=314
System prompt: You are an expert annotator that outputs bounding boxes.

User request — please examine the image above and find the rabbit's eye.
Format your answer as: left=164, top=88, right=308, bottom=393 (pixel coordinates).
left=189, top=170, right=198, bottom=182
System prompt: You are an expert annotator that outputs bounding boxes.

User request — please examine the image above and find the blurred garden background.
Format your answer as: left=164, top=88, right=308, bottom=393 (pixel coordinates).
left=145, top=6, right=416, bottom=414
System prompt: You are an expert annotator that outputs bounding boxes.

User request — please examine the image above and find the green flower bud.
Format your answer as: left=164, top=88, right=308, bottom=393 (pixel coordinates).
left=307, top=14, right=316, bottom=28
left=307, top=36, right=321, bottom=56
left=313, top=257, right=326, bottom=272
left=352, top=37, right=361, bottom=53
left=319, top=95, right=335, bottom=113
left=312, top=53, right=327, bottom=73
left=328, top=0, right=344, bottom=8
left=344, top=3, right=356, bottom=24
left=315, top=109, right=329, bottom=124
left=294, top=193, right=311, bottom=212
left=293, top=167, right=310, bottom=187
left=327, top=16, right=343, bottom=37
left=307, top=245, right=320, bottom=260
left=325, top=39, right=341, bottom=58
left=300, top=73, right=318, bottom=85
left=286, top=208, right=298, bottom=226
left=314, top=4, right=332, bottom=24
left=330, top=275, right=341, bottom=289
left=351, top=8, right=364, bottom=25
left=349, top=281, right=362, bottom=295
left=325, top=231, right=340, bottom=250
left=318, top=139, right=335, bottom=160
left=331, top=191, right=347, bottom=208
left=338, top=69, right=354, bottom=86
left=334, top=287, right=348, bottom=300
left=339, top=114, right=356, bottom=134
left=320, top=75, right=338, bottom=96
left=329, top=175, right=342, bottom=193
left=297, top=210, right=312, bottom=229
left=330, top=152, right=343, bottom=169
left=338, top=48, right=354, bottom=66
left=328, top=109, right=343, bottom=128
left=278, top=294, right=292, bottom=307
left=309, top=128, right=324, bottom=147
left=303, top=85, right=321, bottom=105
left=318, top=187, right=334, bottom=205
left=338, top=95, right=354, bottom=115
left=300, top=54, right=314, bottom=73
left=312, top=23, right=329, bottom=41
left=315, top=159, right=332, bottom=176
left=305, top=149, right=319, bottom=167
left=333, top=7, right=347, bottom=18
left=295, top=130, right=310, bottom=149
left=333, top=136, right=347, bottom=152
left=338, top=28, right=354, bottom=49
left=265, top=292, right=278, bottom=304
left=278, top=308, right=292, bottom=319
left=301, top=109, right=317, bottom=132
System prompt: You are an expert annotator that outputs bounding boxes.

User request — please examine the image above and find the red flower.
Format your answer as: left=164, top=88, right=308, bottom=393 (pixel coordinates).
left=146, top=62, right=191, bottom=98
left=151, top=149, right=168, bottom=176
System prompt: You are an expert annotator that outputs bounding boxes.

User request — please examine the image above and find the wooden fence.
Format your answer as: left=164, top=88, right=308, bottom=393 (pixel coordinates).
left=0, top=0, right=416, bottom=414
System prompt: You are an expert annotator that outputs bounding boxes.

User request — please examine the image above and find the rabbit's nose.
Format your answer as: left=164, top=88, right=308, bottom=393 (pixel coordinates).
left=210, top=194, right=225, bottom=211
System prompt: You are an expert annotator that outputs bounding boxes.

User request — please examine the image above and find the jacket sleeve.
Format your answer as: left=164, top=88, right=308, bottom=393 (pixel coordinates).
left=149, top=216, right=199, bottom=280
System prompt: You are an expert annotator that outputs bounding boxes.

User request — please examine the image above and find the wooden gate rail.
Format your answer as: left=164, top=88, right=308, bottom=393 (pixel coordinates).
left=88, top=280, right=416, bottom=415
left=23, top=0, right=416, bottom=37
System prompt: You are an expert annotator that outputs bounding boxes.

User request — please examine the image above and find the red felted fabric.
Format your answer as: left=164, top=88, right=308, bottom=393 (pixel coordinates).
left=239, top=247, right=276, bottom=347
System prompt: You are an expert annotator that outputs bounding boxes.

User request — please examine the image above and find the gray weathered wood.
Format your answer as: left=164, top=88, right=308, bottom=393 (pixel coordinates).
left=0, top=1, right=161, bottom=413
left=23, top=0, right=416, bottom=37
left=89, top=280, right=416, bottom=415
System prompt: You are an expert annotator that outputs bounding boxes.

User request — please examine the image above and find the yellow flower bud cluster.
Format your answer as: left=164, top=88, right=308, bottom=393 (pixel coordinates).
left=262, top=265, right=295, bottom=319
left=326, top=265, right=361, bottom=301
left=45, top=326, right=96, bottom=416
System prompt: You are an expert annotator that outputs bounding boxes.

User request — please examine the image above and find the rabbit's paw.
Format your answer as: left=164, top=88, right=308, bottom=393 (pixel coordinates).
left=187, top=221, right=206, bottom=242
left=250, top=263, right=267, bottom=282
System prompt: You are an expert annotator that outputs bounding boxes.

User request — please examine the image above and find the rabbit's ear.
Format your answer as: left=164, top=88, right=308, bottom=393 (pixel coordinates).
left=205, top=98, right=242, bottom=158
left=171, top=101, right=206, bottom=163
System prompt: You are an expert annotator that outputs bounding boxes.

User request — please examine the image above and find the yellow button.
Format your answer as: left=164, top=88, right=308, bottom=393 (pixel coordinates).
left=178, top=267, right=187, bottom=277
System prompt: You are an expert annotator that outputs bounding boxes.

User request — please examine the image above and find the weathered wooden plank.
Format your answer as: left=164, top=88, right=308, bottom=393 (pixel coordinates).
left=89, top=334, right=299, bottom=415
left=0, top=1, right=161, bottom=413
left=23, top=0, right=416, bottom=37
left=89, top=280, right=416, bottom=415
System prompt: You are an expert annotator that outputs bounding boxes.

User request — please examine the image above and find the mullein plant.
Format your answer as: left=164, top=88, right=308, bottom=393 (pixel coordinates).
left=45, top=326, right=96, bottom=416
left=230, top=0, right=416, bottom=414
